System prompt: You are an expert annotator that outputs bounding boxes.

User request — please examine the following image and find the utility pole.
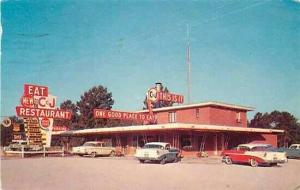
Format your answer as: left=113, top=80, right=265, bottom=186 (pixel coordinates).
left=186, top=24, right=191, bottom=104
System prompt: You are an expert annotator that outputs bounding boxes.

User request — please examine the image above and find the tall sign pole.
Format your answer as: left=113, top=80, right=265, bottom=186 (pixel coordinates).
left=186, top=24, right=191, bottom=104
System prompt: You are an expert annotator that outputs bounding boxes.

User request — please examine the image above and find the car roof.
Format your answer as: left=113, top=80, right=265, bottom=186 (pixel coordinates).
left=238, top=144, right=272, bottom=149
left=12, top=140, right=27, bottom=142
left=145, top=142, right=170, bottom=146
left=290, top=144, right=300, bottom=146
left=84, top=141, right=106, bottom=144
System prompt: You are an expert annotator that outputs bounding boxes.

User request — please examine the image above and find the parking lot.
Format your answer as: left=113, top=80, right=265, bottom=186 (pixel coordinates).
left=1, top=156, right=300, bottom=190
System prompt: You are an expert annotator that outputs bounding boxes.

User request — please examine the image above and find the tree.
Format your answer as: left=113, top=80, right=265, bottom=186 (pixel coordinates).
left=77, top=85, right=114, bottom=128
left=249, top=111, right=300, bottom=146
left=54, top=100, right=80, bottom=130
left=143, top=86, right=174, bottom=109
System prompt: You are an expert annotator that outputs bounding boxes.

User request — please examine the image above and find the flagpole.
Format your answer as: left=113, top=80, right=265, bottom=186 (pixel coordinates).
left=186, top=24, right=191, bottom=104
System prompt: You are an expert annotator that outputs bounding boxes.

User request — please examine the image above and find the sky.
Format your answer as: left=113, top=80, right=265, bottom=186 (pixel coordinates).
left=1, top=0, right=300, bottom=120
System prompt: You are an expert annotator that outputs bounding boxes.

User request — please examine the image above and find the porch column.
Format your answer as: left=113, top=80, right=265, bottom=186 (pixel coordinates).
left=214, top=134, right=218, bottom=156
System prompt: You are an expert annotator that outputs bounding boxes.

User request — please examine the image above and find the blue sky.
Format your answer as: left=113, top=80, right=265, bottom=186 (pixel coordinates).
left=1, top=0, right=300, bottom=120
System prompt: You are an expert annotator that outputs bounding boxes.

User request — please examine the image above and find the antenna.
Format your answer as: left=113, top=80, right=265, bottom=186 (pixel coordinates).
left=186, top=24, right=191, bottom=104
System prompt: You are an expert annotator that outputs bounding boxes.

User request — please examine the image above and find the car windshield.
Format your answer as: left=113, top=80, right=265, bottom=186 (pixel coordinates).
left=290, top=145, right=297, bottom=149
left=143, top=144, right=164, bottom=149
left=83, top=142, right=96, bottom=147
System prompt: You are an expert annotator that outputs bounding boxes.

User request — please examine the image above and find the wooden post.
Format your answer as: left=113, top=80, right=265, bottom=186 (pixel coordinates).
left=43, top=147, right=46, bottom=157
left=21, top=147, right=24, bottom=158
left=214, top=134, right=218, bottom=156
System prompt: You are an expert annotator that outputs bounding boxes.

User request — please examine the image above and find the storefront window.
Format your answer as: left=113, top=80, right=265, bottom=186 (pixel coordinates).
left=181, top=135, right=192, bottom=150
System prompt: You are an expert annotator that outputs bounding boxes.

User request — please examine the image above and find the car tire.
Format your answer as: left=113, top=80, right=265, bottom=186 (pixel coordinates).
left=90, top=152, right=97, bottom=158
left=139, top=159, right=145, bottom=164
left=224, top=156, right=232, bottom=165
left=250, top=159, right=258, bottom=167
left=160, top=158, right=167, bottom=165
left=109, top=151, right=116, bottom=157
left=174, top=156, right=180, bottom=163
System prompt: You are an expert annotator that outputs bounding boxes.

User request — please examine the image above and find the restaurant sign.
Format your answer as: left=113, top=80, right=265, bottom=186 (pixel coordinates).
left=16, top=84, right=71, bottom=147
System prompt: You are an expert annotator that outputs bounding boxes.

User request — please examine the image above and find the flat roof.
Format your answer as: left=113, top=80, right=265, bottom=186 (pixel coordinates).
left=53, top=123, right=283, bottom=136
left=137, top=101, right=255, bottom=113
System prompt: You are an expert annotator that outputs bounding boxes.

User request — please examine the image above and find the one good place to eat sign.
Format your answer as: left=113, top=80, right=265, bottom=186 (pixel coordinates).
left=94, top=109, right=156, bottom=122
left=16, top=84, right=71, bottom=147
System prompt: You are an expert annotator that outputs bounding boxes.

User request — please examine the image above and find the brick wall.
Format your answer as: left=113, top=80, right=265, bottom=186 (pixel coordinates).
left=155, top=106, right=247, bottom=127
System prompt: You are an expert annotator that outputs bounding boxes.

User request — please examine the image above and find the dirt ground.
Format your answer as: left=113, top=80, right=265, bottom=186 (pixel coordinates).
left=1, top=156, right=300, bottom=190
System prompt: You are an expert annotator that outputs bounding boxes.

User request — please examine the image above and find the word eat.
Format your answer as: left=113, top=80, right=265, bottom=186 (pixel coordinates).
left=24, top=84, right=48, bottom=97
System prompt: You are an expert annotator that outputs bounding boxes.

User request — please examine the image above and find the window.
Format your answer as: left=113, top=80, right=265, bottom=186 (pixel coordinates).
left=196, top=108, right=200, bottom=118
left=237, top=146, right=250, bottom=151
left=168, top=112, right=176, bottom=123
left=143, top=144, right=164, bottom=149
left=236, top=112, right=241, bottom=123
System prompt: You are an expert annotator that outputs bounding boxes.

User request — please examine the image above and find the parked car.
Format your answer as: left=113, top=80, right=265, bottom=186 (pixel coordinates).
left=6, top=140, right=30, bottom=151
left=277, top=144, right=300, bottom=159
left=134, top=142, right=181, bottom=164
left=221, top=144, right=287, bottom=167
left=5, top=140, right=43, bottom=151
left=72, top=141, right=116, bottom=158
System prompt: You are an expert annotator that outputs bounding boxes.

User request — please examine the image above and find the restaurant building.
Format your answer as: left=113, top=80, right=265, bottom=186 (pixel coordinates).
left=54, top=101, right=284, bottom=157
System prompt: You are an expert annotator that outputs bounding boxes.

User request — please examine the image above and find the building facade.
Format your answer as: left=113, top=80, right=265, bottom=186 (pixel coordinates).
left=54, top=101, right=283, bottom=157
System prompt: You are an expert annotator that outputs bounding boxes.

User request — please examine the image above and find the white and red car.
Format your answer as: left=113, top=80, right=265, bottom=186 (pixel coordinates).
left=221, top=144, right=287, bottom=167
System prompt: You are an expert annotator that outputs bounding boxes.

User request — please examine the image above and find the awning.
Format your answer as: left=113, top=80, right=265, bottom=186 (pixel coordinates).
left=52, top=123, right=284, bottom=136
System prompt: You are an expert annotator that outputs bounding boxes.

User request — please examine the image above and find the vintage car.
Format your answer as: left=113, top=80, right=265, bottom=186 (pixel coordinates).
left=277, top=144, right=300, bottom=159
left=221, top=144, right=287, bottom=167
left=134, top=142, right=181, bottom=164
left=6, top=140, right=30, bottom=151
left=72, top=141, right=116, bottom=157
left=5, top=140, right=43, bottom=151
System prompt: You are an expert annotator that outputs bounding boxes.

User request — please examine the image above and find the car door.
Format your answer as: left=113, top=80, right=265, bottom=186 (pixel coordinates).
left=229, top=147, right=248, bottom=163
left=164, top=144, right=174, bottom=161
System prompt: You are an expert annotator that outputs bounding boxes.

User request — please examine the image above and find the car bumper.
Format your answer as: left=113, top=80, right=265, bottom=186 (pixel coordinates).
left=72, top=150, right=87, bottom=155
left=135, top=156, right=163, bottom=161
left=264, top=159, right=287, bottom=164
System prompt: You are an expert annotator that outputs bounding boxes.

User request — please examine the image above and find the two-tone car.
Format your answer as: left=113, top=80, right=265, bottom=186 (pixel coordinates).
left=221, top=144, right=287, bottom=167
left=277, top=144, right=300, bottom=159
left=72, top=141, right=116, bottom=158
left=135, top=142, right=181, bottom=164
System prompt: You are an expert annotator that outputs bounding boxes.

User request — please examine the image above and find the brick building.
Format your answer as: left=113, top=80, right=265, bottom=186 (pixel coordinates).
left=54, top=101, right=283, bottom=157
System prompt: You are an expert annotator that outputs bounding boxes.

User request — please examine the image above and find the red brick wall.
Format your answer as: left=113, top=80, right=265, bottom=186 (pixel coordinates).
left=155, top=106, right=247, bottom=127
left=248, top=134, right=278, bottom=147
left=209, top=106, right=247, bottom=127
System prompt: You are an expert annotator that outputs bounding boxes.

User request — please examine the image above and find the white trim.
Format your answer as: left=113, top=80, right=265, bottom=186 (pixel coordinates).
left=137, top=101, right=254, bottom=113
left=53, top=123, right=284, bottom=136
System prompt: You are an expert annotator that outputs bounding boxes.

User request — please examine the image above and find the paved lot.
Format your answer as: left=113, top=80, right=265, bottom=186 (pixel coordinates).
left=1, top=156, right=300, bottom=190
